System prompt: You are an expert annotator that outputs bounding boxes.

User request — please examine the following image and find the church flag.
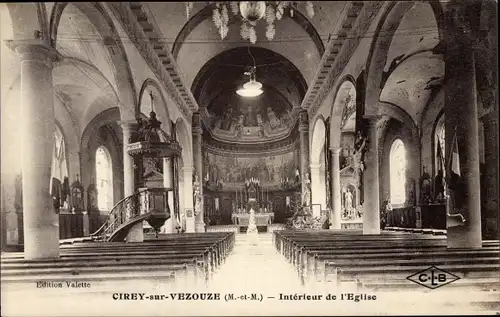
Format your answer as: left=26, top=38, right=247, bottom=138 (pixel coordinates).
left=446, top=127, right=461, bottom=183
left=49, top=136, right=65, bottom=210
left=446, top=127, right=465, bottom=227
left=48, top=137, right=59, bottom=197
left=450, top=131, right=461, bottom=177
left=436, top=139, right=444, bottom=173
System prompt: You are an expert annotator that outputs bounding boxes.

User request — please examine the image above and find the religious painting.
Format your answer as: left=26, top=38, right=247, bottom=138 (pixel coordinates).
left=207, top=91, right=295, bottom=141
left=340, top=132, right=356, bottom=169
left=203, top=150, right=298, bottom=186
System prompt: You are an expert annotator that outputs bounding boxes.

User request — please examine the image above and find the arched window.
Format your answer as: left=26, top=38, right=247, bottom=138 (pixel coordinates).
left=95, top=146, right=113, bottom=211
left=390, top=139, right=407, bottom=205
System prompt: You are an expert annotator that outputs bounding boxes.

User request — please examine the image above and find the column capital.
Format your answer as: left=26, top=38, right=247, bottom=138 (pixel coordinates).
left=363, top=115, right=383, bottom=125
left=329, top=147, right=342, bottom=154
left=119, top=120, right=138, bottom=132
left=8, top=41, right=59, bottom=66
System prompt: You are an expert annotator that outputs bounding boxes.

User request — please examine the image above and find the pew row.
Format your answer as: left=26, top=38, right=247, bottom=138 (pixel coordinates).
left=273, top=230, right=500, bottom=292
left=1, top=232, right=235, bottom=289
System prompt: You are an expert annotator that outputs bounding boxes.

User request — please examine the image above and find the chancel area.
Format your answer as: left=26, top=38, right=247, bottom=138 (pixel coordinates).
left=1, top=1, right=499, bottom=315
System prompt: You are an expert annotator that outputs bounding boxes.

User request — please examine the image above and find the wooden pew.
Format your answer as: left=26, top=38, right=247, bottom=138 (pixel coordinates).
left=273, top=230, right=500, bottom=292
left=1, top=232, right=235, bottom=289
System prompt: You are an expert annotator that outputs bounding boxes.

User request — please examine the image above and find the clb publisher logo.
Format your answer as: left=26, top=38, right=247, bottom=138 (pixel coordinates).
left=406, top=266, right=460, bottom=289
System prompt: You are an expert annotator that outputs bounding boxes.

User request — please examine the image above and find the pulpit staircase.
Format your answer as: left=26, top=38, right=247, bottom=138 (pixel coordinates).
left=90, top=187, right=170, bottom=242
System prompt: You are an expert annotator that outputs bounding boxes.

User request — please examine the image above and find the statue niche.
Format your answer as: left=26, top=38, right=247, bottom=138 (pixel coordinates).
left=339, top=131, right=365, bottom=224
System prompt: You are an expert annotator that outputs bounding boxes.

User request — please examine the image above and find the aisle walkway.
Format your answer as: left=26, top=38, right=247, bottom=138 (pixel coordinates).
left=208, top=233, right=304, bottom=292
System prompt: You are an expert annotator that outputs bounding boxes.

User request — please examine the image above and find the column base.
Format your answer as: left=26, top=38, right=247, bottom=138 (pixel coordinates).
left=185, top=218, right=195, bottom=233
left=195, top=222, right=205, bottom=233
left=82, top=212, right=89, bottom=237
left=483, top=217, right=499, bottom=240
left=24, top=225, right=60, bottom=260
left=126, top=222, right=144, bottom=242
left=330, top=210, right=341, bottom=230
left=162, top=219, right=175, bottom=234
left=447, top=226, right=482, bottom=249
left=363, top=226, right=380, bottom=235
left=5, top=212, right=19, bottom=244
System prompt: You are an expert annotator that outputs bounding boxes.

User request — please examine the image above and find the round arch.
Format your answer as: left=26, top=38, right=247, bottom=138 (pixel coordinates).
left=364, top=1, right=444, bottom=116
left=80, top=107, right=123, bottom=205
left=175, top=117, right=193, bottom=165
left=310, top=115, right=327, bottom=211
left=329, top=78, right=356, bottom=149
left=3, top=3, right=49, bottom=43
left=311, top=116, right=326, bottom=165
left=138, top=78, right=172, bottom=135
left=172, top=4, right=325, bottom=60
left=50, top=2, right=137, bottom=120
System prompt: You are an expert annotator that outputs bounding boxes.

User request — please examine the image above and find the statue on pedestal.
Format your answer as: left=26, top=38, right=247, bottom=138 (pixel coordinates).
left=193, top=174, right=201, bottom=216
left=247, top=208, right=259, bottom=245
left=344, top=188, right=354, bottom=218
left=302, top=172, right=311, bottom=207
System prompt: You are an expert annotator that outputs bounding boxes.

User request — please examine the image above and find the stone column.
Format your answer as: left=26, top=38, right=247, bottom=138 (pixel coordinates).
left=192, top=113, right=205, bottom=232
left=121, top=122, right=143, bottom=242
left=363, top=117, right=381, bottom=235
left=182, top=164, right=195, bottom=233
left=310, top=163, right=322, bottom=217
left=481, top=112, right=498, bottom=239
left=444, top=3, right=482, bottom=248
left=15, top=43, right=59, bottom=259
left=299, top=111, right=310, bottom=205
left=330, top=147, right=342, bottom=230
left=163, top=157, right=175, bottom=233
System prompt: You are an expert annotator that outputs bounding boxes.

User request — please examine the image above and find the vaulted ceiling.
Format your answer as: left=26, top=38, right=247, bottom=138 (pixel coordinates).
left=141, top=1, right=348, bottom=146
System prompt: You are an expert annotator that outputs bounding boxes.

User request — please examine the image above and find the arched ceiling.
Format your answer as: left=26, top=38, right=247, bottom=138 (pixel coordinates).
left=53, top=61, right=119, bottom=136
left=379, top=2, right=443, bottom=125
left=56, top=4, right=118, bottom=95
left=144, top=2, right=348, bottom=88
left=193, top=46, right=306, bottom=144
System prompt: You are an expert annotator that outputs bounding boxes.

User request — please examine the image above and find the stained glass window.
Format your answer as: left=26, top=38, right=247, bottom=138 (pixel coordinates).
left=96, top=146, right=113, bottom=211
left=390, top=139, right=407, bottom=205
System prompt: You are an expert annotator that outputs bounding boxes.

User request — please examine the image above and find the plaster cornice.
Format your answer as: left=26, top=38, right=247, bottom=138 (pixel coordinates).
left=107, top=3, right=198, bottom=122
left=303, top=2, right=384, bottom=118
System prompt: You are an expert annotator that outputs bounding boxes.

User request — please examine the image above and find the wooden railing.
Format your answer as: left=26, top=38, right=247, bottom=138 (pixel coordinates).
left=91, top=188, right=170, bottom=242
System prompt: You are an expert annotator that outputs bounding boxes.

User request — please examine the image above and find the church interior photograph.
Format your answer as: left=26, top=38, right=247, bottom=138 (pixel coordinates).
left=1, top=1, right=499, bottom=316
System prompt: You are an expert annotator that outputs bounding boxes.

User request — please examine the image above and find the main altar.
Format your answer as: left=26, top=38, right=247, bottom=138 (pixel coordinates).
left=231, top=178, right=274, bottom=231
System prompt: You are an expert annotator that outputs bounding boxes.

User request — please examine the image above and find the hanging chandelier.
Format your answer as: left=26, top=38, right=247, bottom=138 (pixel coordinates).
left=237, top=66, right=263, bottom=97
left=185, top=1, right=315, bottom=44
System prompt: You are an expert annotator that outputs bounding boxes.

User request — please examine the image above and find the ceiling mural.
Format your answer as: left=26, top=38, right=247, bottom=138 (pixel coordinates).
left=193, top=46, right=307, bottom=144
left=205, top=89, right=295, bottom=142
